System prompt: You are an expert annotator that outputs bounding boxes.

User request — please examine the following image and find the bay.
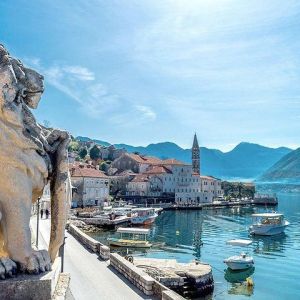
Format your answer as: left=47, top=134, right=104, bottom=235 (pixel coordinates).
left=88, top=189, right=300, bottom=299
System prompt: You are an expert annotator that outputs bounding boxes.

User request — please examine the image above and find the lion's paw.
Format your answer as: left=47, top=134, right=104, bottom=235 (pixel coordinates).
left=20, top=250, right=52, bottom=275
left=0, top=257, right=17, bottom=279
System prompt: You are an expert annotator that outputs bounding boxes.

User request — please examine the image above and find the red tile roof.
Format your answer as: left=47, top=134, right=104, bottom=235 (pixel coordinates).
left=144, top=165, right=172, bottom=175
left=200, top=175, right=215, bottom=180
left=127, top=153, right=162, bottom=165
left=131, top=174, right=150, bottom=183
left=70, top=163, right=108, bottom=178
left=161, top=158, right=186, bottom=165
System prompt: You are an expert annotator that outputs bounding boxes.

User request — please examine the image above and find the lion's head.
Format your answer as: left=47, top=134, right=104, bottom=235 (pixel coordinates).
left=0, top=44, right=44, bottom=109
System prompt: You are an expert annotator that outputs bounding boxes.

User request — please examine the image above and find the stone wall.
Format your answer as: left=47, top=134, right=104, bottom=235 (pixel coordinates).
left=110, top=253, right=185, bottom=299
left=68, top=224, right=110, bottom=260
left=68, top=225, right=184, bottom=299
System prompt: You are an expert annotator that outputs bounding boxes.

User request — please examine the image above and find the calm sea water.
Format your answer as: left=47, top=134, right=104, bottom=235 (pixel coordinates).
left=89, top=190, right=300, bottom=300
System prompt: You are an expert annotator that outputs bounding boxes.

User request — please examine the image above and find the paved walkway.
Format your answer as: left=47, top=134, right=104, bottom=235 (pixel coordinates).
left=31, top=216, right=153, bottom=300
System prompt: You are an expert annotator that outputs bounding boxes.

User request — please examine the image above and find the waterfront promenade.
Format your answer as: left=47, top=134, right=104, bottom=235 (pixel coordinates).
left=30, top=217, right=154, bottom=300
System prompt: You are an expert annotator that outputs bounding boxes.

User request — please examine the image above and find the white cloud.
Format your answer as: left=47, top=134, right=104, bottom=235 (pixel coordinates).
left=23, top=57, right=157, bottom=125
left=63, top=66, right=95, bottom=81
left=135, top=105, right=157, bottom=120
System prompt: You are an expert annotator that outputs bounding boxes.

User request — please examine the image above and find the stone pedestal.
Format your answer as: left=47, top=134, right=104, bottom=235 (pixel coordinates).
left=0, top=258, right=61, bottom=300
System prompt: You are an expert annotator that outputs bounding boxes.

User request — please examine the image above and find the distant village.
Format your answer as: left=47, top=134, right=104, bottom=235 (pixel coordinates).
left=50, top=134, right=223, bottom=209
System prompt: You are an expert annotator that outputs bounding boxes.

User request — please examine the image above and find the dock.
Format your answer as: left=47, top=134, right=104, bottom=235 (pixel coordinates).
left=76, top=215, right=132, bottom=227
left=133, top=258, right=214, bottom=298
left=165, top=196, right=278, bottom=211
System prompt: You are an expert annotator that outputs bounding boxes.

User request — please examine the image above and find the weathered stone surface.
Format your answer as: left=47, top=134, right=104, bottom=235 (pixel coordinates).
left=134, top=258, right=214, bottom=298
left=162, top=290, right=185, bottom=300
left=0, top=44, right=71, bottom=278
left=0, top=257, right=61, bottom=300
left=53, top=272, right=71, bottom=300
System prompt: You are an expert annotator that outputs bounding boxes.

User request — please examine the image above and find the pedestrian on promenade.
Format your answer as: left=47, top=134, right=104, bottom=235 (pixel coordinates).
left=40, top=209, right=44, bottom=219
left=45, top=209, right=50, bottom=219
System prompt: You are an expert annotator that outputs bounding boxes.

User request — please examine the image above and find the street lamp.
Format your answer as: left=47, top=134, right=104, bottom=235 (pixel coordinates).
left=59, top=236, right=67, bottom=272
left=36, top=197, right=41, bottom=248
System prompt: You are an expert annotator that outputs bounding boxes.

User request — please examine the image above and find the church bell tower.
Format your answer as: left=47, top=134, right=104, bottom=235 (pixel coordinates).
left=192, top=133, right=200, bottom=175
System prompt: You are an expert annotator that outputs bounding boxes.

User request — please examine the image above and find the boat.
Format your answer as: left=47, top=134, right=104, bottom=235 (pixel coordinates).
left=224, top=239, right=254, bottom=271
left=249, top=213, right=289, bottom=236
left=131, top=208, right=158, bottom=225
left=107, top=227, right=152, bottom=248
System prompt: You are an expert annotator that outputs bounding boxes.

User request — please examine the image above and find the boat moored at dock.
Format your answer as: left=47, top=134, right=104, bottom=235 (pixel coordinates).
left=249, top=213, right=289, bottom=236
left=107, top=227, right=152, bottom=248
left=131, top=208, right=158, bottom=225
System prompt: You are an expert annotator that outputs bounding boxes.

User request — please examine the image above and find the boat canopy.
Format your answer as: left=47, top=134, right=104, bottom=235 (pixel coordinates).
left=117, top=227, right=150, bottom=235
left=252, top=213, right=283, bottom=218
left=226, top=239, right=253, bottom=247
left=133, top=208, right=155, bottom=211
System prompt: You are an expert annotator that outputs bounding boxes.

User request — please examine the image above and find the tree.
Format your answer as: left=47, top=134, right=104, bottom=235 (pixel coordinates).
left=99, top=161, right=107, bottom=172
left=89, top=145, right=100, bottom=160
left=68, top=140, right=80, bottom=152
left=79, top=147, right=88, bottom=159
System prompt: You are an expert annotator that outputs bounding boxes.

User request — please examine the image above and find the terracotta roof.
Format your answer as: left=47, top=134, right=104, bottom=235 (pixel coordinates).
left=131, top=174, right=150, bottom=183
left=200, top=175, right=215, bottom=180
left=116, top=170, right=137, bottom=176
left=161, top=158, right=186, bottom=165
left=127, top=153, right=162, bottom=165
left=144, top=165, right=172, bottom=175
left=192, top=172, right=200, bottom=176
left=70, top=163, right=107, bottom=178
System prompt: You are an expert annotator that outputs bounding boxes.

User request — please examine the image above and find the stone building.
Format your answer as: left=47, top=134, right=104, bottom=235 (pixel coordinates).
left=97, top=145, right=126, bottom=161
left=201, top=175, right=223, bottom=197
left=70, top=162, right=110, bottom=207
left=124, top=134, right=223, bottom=204
left=111, top=153, right=162, bottom=173
left=109, top=170, right=136, bottom=197
left=40, top=183, right=51, bottom=211
left=126, top=174, right=163, bottom=197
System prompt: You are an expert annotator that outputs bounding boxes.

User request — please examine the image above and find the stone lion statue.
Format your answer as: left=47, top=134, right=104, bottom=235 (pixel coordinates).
left=0, top=45, right=71, bottom=279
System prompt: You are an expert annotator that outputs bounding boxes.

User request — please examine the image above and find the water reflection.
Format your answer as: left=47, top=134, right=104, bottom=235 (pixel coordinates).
left=252, top=233, right=287, bottom=255
left=224, top=267, right=255, bottom=283
left=87, top=190, right=300, bottom=299
left=227, top=282, right=254, bottom=297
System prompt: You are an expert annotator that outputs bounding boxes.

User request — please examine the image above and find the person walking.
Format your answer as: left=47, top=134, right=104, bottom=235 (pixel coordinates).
left=45, top=209, right=50, bottom=219
left=40, top=209, right=44, bottom=219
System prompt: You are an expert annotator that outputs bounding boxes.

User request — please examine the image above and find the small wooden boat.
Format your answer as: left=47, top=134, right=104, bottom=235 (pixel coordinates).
left=108, top=227, right=152, bottom=248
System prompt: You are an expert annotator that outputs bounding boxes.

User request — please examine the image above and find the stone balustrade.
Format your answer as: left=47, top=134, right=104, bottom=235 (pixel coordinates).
left=68, top=224, right=110, bottom=260
left=110, top=253, right=185, bottom=299
left=68, top=224, right=184, bottom=299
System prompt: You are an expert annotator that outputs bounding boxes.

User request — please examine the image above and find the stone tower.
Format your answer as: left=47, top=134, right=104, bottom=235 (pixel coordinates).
left=192, top=133, right=200, bottom=174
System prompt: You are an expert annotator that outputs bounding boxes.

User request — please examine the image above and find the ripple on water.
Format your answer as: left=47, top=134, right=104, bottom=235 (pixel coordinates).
left=88, top=191, right=300, bottom=299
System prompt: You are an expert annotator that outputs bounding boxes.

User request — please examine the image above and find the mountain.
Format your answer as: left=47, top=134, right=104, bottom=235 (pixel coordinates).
left=76, top=136, right=292, bottom=180
left=77, top=136, right=111, bottom=147
left=258, top=148, right=300, bottom=182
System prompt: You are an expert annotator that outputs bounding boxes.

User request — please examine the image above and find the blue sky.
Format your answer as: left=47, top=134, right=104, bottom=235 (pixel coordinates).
left=1, top=0, right=300, bottom=151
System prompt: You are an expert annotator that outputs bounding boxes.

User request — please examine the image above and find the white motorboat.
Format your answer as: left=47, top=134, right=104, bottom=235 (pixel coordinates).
left=249, top=213, right=289, bottom=236
left=131, top=208, right=158, bottom=225
left=224, top=239, right=254, bottom=271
